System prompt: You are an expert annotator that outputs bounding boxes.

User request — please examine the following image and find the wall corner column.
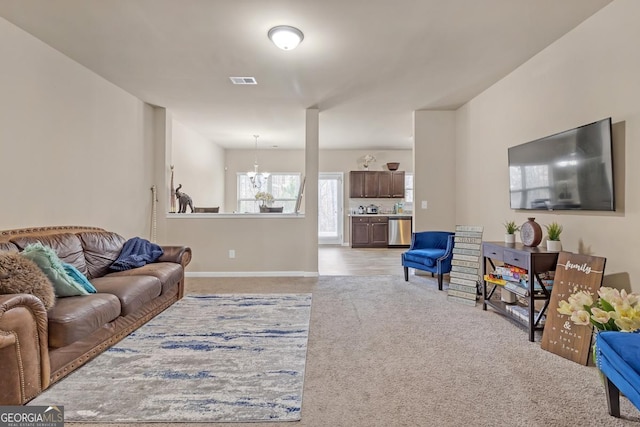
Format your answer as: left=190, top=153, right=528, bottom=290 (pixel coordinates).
left=412, top=110, right=457, bottom=231
left=152, top=106, right=172, bottom=243
left=305, top=108, right=319, bottom=274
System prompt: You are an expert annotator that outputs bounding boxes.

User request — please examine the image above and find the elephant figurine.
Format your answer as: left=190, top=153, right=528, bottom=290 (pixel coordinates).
left=175, top=184, right=194, bottom=213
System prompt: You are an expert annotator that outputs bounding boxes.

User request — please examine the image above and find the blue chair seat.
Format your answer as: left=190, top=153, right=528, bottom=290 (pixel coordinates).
left=403, top=249, right=446, bottom=268
left=596, top=331, right=640, bottom=417
left=401, top=231, right=454, bottom=290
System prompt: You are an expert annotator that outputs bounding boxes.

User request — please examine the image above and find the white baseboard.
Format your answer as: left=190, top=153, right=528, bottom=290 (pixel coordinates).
left=186, top=271, right=319, bottom=278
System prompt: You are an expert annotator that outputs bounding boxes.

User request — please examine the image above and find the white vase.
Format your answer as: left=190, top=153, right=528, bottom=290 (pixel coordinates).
left=547, top=240, right=562, bottom=252
left=504, top=233, right=516, bottom=244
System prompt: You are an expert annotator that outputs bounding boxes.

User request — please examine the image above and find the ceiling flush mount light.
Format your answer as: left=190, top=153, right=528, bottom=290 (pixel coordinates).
left=268, top=25, right=304, bottom=50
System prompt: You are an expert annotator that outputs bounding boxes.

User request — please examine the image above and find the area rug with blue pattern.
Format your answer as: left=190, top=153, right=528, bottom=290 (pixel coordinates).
left=29, top=294, right=313, bottom=422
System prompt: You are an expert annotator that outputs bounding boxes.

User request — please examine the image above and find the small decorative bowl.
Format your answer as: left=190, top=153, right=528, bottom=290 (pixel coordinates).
left=386, top=162, right=400, bottom=171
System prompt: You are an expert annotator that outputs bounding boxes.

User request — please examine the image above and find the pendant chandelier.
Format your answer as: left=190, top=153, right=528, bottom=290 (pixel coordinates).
left=247, top=134, right=270, bottom=189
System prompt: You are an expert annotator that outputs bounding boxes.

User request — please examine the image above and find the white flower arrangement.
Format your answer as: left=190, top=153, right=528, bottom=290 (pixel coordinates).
left=363, top=154, right=376, bottom=168
left=255, top=191, right=274, bottom=206
left=558, top=287, right=640, bottom=332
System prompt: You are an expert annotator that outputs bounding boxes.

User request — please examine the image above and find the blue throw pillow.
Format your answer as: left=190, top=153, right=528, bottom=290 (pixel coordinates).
left=62, top=262, right=97, bottom=293
left=20, top=242, right=89, bottom=297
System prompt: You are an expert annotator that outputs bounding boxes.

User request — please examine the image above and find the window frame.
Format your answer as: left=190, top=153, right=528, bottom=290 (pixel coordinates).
left=237, top=172, right=302, bottom=213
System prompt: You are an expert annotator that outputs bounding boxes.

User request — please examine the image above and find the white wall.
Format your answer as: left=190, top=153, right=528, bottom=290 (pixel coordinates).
left=455, top=0, right=639, bottom=290
left=413, top=111, right=457, bottom=232
left=160, top=111, right=319, bottom=275
left=8, top=1, right=637, bottom=283
left=0, top=17, right=153, bottom=238
left=171, top=120, right=225, bottom=211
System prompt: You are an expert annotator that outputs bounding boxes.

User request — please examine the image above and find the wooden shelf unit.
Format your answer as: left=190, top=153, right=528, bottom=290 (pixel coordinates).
left=482, top=241, right=559, bottom=342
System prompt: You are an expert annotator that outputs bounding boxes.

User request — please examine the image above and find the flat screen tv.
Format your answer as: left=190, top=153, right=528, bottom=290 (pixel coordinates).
left=508, top=117, right=614, bottom=211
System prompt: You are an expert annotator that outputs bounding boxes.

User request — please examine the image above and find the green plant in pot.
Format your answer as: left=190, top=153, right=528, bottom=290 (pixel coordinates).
left=503, top=221, right=519, bottom=243
left=545, top=221, right=563, bottom=251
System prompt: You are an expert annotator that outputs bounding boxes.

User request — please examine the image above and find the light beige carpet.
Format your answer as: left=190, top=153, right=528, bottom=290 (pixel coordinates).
left=65, top=275, right=639, bottom=426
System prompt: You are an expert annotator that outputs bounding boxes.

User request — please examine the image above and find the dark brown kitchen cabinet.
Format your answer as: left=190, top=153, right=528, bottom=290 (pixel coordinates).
left=349, top=171, right=405, bottom=198
left=391, top=171, right=405, bottom=197
left=370, top=220, right=389, bottom=245
left=351, top=218, right=371, bottom=246
left=378, top=172, right=391, bottom=197
left=378, top=171, right=405, bottom=198
left=350, top=171, right=366, bottom=198
left=351, top=216, right=389, bottom=247
left=363, top=172, right=379, bottom=197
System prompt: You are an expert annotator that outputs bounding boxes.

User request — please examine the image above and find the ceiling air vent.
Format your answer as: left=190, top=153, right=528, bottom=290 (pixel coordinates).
left=229, top=77, right=257, bottom=85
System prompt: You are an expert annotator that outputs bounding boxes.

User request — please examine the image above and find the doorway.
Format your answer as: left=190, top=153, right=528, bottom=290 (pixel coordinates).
left=318, top=173, right=343, bottom=245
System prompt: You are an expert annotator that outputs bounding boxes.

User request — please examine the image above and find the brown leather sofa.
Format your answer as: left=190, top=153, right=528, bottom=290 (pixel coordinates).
left=0, top=226, right=192, bottom=405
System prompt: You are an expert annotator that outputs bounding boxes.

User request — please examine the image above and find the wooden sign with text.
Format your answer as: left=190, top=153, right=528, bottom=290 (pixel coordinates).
left=447, top=225, right=483, bottom=307
left=541, top=252, right=606, bottom=365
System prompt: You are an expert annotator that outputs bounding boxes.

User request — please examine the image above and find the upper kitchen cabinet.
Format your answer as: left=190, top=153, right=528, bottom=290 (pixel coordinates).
left=349, top=171, right=379, bottom=198
left=379, top=171, right=405, bottom=198
left=364, top=172, right=379, bottom=197
left=350, top=171, right=366, bottom=197
left=350, top=171, right=405, bottom=198
left=391, top=171, right=405, bottom=198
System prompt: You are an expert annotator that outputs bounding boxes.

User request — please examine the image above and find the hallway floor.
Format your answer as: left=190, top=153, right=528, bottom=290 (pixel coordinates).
left=317, top=245, right=407, bottom=276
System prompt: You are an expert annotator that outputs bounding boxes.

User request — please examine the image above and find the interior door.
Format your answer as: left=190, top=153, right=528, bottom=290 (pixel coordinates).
left=318, top=173, right=343, bottom=245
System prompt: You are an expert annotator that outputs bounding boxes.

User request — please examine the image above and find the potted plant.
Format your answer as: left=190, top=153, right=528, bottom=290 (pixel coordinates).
left=545, top=221, right=563, bottom=251
left=255, top=191, right=274, bottom=212
left=503, top=221, right=519, bottom=244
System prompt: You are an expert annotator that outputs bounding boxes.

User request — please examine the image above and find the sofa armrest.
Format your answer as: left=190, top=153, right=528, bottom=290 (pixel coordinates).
left=158, top=246, right=192, bottom=269
left=0, top=294, right=51, bottom=405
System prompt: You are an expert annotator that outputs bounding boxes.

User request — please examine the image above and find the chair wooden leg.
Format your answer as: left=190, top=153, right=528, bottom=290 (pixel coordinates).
left=438, top=273, right=443, bottom=291
left=604, top=375, right=621, bottom=417
left=404, top=267, right=409, bottom=281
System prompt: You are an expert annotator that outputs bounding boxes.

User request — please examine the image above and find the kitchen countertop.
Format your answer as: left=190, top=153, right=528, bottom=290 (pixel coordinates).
left=349, top=213, right=412, bottom=218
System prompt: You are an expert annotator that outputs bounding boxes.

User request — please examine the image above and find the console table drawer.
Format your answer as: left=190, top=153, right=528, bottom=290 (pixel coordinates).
left=504, top=249, right=529, bottom=270
left=483, top=245, right=504, bottom=260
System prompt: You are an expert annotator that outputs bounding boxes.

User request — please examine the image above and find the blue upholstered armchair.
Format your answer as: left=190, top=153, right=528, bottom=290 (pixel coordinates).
left=401, top=231, right=455, bottom=290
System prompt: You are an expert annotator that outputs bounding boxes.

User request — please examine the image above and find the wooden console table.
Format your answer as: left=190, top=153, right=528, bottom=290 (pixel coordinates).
left=482, top=242, right=559, bottom=342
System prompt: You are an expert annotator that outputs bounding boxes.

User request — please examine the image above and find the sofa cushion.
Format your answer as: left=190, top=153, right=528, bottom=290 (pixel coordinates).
left=76, top=231, right=126, bottom=279
left=403, top=249, right=446, bottom=268
left=10, top=233, right=88, bottom=276
left=47, top=293, right=121, bottom=348
left=106, top=262, right=183, bottom=295
left=0, top=252, right=56, bottom=310
left=20, top=243, right=89, bottom=297
left=90, top=275, right=162, bottom=316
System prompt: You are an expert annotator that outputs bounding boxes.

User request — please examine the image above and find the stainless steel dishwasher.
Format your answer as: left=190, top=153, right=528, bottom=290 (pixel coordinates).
left=388, top=216, right=412, bottom=247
